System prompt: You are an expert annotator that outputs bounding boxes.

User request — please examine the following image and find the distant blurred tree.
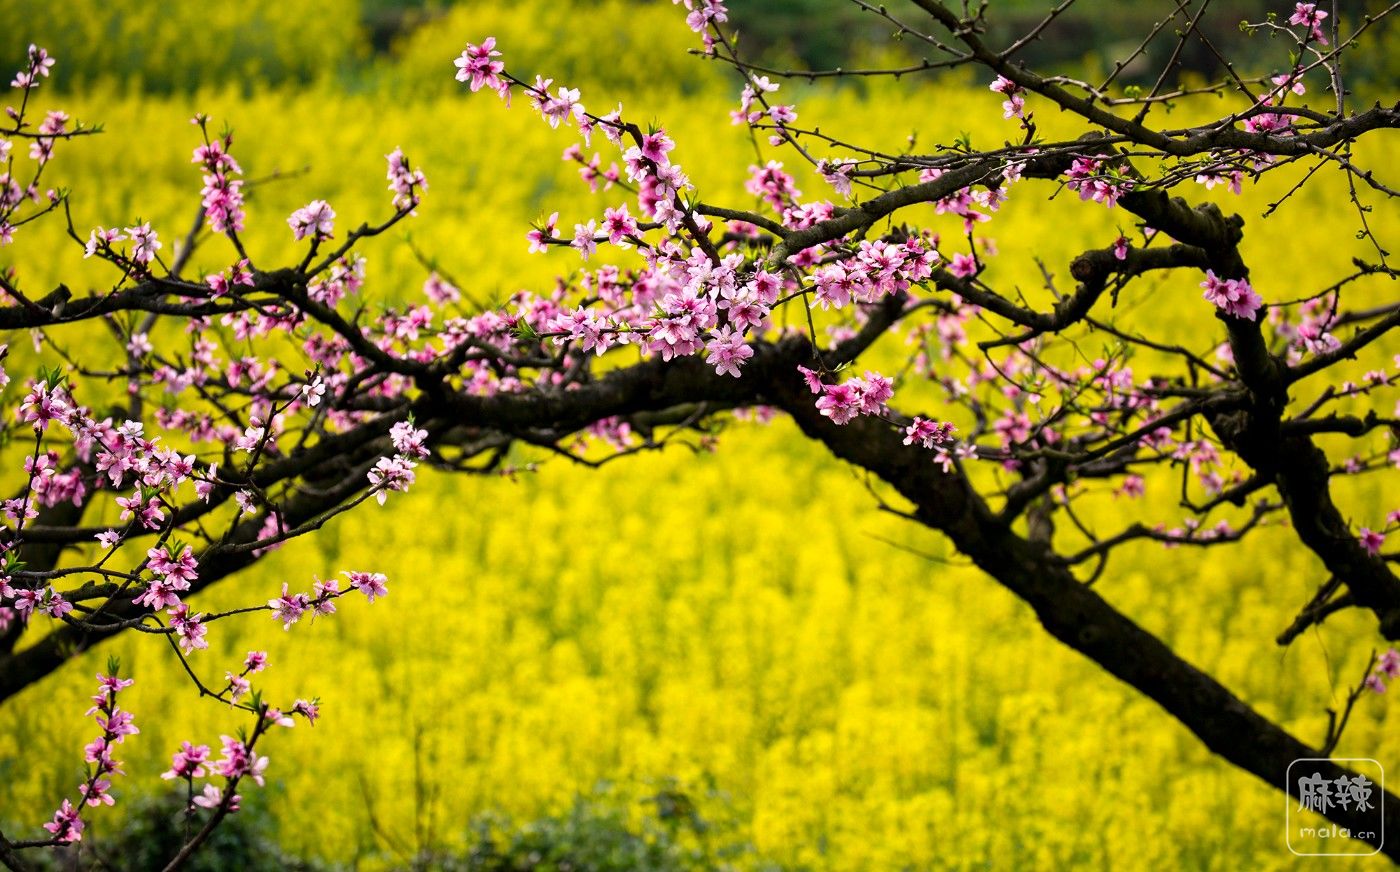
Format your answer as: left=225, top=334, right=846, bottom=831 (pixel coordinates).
left=726, top=0, right=875, bottom=70
left=723, top=0, right=1400, bottom=88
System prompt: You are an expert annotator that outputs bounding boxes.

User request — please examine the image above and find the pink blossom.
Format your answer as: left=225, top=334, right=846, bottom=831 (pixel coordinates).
left=88, top=672, right=134, bottom=711
left=1116, top=475, right=1146, bottom=498
left=43, top=799, right=83, bottom=842
left=797, top=365, right=824, bottom=395
left=539, top=85, right=584, bottom=130
left=1244, top=109, right=1293, bottom=136
left=948, top=253, right=979, bottom=279
left=639, top=130, right=675, bottom=163
left=989, top=75, right=1017, bottom=95
left=78, top=778, right=114, bottom=808
left=1195, top=168, right=1244, bottom=195
left=817, top=159, right=853, bottom=196
left=705, top=327, right=752, bottom=378
left=645, top=287, right=715, bottom=360
left=169, top=604, right=208, bottom=654
left=1066, top=157, right=1132, bottom=208
left=192, top=784, right=235, bottom=810
left=344, top=570, right=389, bottom=602
left=527, top=212, right=559, bottom=253
left=301, top=374, right=326, bottom=407
left=293, top=699, right=321, bottom=725
left=390, top=420, right=430, bottom=459
left=115, top=493, right=165, bottom=529
left=40, top=590, right=72, bottom=618
left=550, top=307, right=612, bottom=356
left=225, top=672, right=251, bottom=702
left=133, top=579, right=183, bottom=611
left=268, top=583, right=310, bottom=629
left=386, top=147, right=427, bottom=211
left=994, top=411, right=1033, bottom=446
left=854, top=372, right=894, bottom=413
left=5, top=584, right=37, bottom=620
left=193, top=138, right=246, bottom=234
left=148, top=545, right=198, bottom=585
left=161, top=741, right=211, bottom=780
left=367, top=455, right=416, bottom=504
left=1379, top=649, right=1400, bottom=679
left=1200, top=270, right=1263, bottom=321
left=38, top=110, right=68, bottom=137
left=815, top=383, right=861, bottom=425
left=903, top=417, right=956, bottom=449
left=1295, top=320, right=1340, bottom=356
left=125, top=223, right=161, bottom=265
left=680, top=0, right=729, bottom=33
left=1271, top=70, right=1307, bottom=97
left=601, top=204, right=638, bottom=247
left=1360, top=527, right=1385, bottom=556
left=808, top=262, right=865, bottom=310
left=288, top=200, right=335, bottom=241
left=19, top=380, right=70, bottom=431
left=768, top=105, right=798, bottom=125
left=454, top=37, right=506, bottom=95
left=1288, top=3, right=1329, bottom=44
left=991, top=76, right=1027, bottom=120
left=29, top=45, right=56, bottom=79
left=571, top=220, right=598, bottom=260
left=84, top=226, right=124, bottom=258
left=94, top=708, right=138, bottom=741
left=424, top=273, right=460, bottom=305
left=746, top=160, right=801, bottom=210
left=12, top=45, right=55, bottom=90
left=311, top=577, right=340, bottom=615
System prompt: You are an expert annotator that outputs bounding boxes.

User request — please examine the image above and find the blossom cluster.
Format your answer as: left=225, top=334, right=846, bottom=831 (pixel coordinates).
left=1366, top=649, right=1400, bottom=693
left=269, top=570, right=389, bottom=629
left=42, top=670, right=138, bottom=843
left=1200, top=270, right=1263, bottom=321
left=192, top=128, right=246, bottom=234
left=1289, top=2, right=1329, bottom=45
left=989, top=75, right=1027, bottom=121
left=1065, top=157, right=1133, bottom=209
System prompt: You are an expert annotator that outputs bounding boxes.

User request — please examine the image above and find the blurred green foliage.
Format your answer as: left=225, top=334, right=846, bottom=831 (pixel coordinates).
left=4, top=0, right=1394, bottom=96
left=22, top=785, right=765, bottom=871
left=449, top=785, right=765, bottom=872
left=26, top=791, right=327, bottom=872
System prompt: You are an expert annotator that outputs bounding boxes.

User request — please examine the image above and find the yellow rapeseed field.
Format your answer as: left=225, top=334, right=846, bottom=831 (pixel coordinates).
left=0, top=5, right=1397, bottom=869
